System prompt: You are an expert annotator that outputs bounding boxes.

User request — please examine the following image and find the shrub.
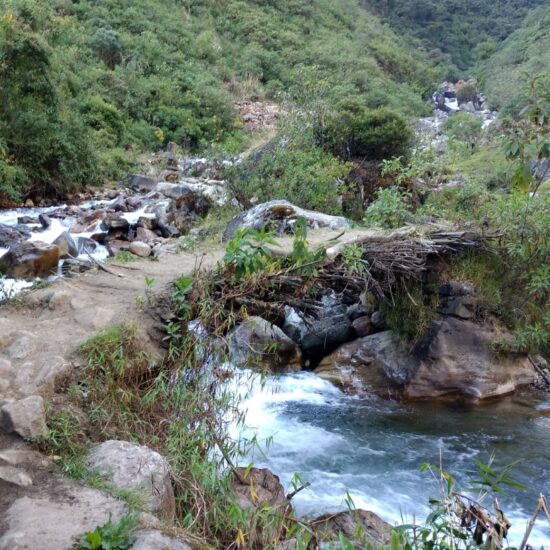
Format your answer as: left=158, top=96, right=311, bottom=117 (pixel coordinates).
left=443, top=112, right=483, bottom=148
left=456, top=79, right=478, bottom=104
left=363, top=186, right=412, bottom=228
left=320, top=100, right=413, bottom=161
left=227, top=125, right=349, bottom=214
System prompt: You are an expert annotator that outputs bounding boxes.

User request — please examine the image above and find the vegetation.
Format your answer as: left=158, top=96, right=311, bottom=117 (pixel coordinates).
left=76, top=514, right=137, bottom=550
left=0, top=0, right=436, bottom=203
left=443, top=113, right=483, bottom=149
left=364, top=0, right=548, bottom=72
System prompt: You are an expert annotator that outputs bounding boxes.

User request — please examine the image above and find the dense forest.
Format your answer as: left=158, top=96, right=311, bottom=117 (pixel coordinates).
left=0, top=0, right=437, bottom=202
left=363, top=0, right=548, bottom=72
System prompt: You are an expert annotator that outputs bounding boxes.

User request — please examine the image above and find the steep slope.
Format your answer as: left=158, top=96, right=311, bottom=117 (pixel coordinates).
left=0, top=0, right=437, bottom=202
left=477, top=5, right=550, bottom=113
left=362, top=0, right=547, bottom=72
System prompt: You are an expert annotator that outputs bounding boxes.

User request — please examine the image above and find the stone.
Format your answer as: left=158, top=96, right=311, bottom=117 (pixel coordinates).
left=0, top=465, right=33, bottom=487
left=439, top=295, right=476, bottom=320
left=0, top=396, right=47, bottom=439
left=438, top=281, right=475, bottom=297
left=1, top=330, right=35, bottom=360
left=0, top=449, right=49, bottom=467
left=314, top=335, right=400, bottom=394
left=106, top=239, right=131, bottom=256
left=346, top=303, right=372, bottom=321
left=76, top=236, right=98, bottom=254
left=0, top=486, right=127, bottom=550
left=129, top=241, right=152, bottom=257
left=282, top=306, right=308, bottom=343
left=52, top=231, right=78, bottom=259
left=88, top=440, right=175, bottom=519
left=312, top=509, right=392, bottom=549
left=70, top=210, right=106, bottom=234
left=0, top=241, right=60, bottom=280
left=102, top=213, right=130, bottom=232
left=129, top=174, right=158, bottom=192
left=131, top=530, right=191, bottom=550
left=352, top=316, right=374, bottom=337
left=38, top=214, right=51, bottom=229
left=222, top=200, right=350, bottom=241
left=231, top=467, right=288, bottom=512
left=370, top=310, right=383, bottom=329
left=0, top=223, right=30, bottom=248
left=135, top=227, right=159, bottom=243
left=228, top=316, right=302, bottom=372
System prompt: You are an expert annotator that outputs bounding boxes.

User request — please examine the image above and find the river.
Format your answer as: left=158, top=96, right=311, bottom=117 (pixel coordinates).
left=236, top=370, right=550, bottom=546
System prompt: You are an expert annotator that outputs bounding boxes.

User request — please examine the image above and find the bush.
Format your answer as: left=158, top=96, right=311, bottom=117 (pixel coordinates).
left=456, top=79, right=478, bottom=104
left=363, top=186, right=412, bottom=228
left=443, top=112, right=483, bottom=147
left=227, top=125, right=349, bottom=214
left=320, top=100, right=413, bottom=161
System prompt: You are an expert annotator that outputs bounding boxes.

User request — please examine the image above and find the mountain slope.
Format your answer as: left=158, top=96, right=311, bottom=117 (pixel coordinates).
left=0, top=0, right=437, bottom=201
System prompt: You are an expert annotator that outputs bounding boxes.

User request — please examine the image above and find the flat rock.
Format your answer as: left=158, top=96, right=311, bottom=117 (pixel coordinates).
left=0, top=485, right=127, bottom=550
left=88, top=440, right=175, bottom=520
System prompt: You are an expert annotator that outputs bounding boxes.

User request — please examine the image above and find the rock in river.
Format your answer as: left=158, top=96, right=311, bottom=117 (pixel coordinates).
left=0, top=241, right=60, bottom=280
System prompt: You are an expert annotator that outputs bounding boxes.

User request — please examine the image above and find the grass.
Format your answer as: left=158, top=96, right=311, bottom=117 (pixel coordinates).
left=108, top=250, right=141, bottom=264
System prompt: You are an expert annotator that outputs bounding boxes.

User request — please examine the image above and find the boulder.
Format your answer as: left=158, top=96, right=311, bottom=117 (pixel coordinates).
left=87, top=440, right=175, bottom=520
left=135, top=227, right=159, bottom=243
left=222, top=200, right=349, bottom=242
left=314, top=334, right=401, bottom=393
left=70, top=210, right=106, bottom=234
left=38, top=214, right=51, bottom=229
left=0, top=465, right=33, bottom=487
left=0, top=241, right=60, bottom=280
left=229, top=317, right=302, bottom=372
left=0, top=223, right=31, bottom=248
left=0, top=396, right=48, bottom=439
left=131, top=530, right=191, bottom=550
left=317, top=318, right=540, bottom=400
left=231, top=467, right=288, bottom=512
left=102, top=213, right=130, bottom=232
left=312, top=509, right=392, bottom=549
left=352, top=315, right=374, bottom=337
left=52, top=231, right=78, bottom=259
left=129, top=241, right=152, bottom=258
left=129, top=174, right=158, bottom=193
left=77, top=236, right=98, bottom=255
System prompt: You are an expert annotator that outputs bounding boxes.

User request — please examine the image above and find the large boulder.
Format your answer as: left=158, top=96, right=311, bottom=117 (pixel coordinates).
left=129, top=241, right=151, bottom=258
left=312, top=509, right=392, bottom=549
left=0, top=223, right=30, bottom=248
left=223, top=200, right=350, bottom=242
left=0, top=396, right=48, bottom=439
left=316, top=318, right=540, bottom=400
left=229, top=317, right=302, bottom=372
left=0, top=241, right=60, bottom=279
left=87, top=440, right=175, bottom=520
left=129, top=174, right=158, bottom=193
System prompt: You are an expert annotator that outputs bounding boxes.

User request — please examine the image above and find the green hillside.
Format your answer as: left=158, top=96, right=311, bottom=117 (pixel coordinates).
left=363, top=0, right=547, bottom=72
left=0, top=0, right=437, bottom=201
left=477, top=5, right=550, bottom=113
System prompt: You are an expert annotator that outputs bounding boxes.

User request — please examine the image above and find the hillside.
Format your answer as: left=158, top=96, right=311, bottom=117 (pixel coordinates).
left=363, top=0, right=548, bottom=72
left=478, top=5, right=550, bottom=113
left=0, top=0, right=437, bottom=202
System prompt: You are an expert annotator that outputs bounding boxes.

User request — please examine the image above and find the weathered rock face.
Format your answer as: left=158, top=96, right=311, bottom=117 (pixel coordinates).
left=87, top=440, right=175, bottom=520
left=0, top=241, right=60, bottom=279
left=405, top=317, right=538, bottom=399
left=0, top=223, right=31, bottom=248
left=231, top=467, right=288, bottom=512
left=312, top=509, right=392, bottom=549
left=314, top=334, right=402, bottom=394
left=317, top=319, right=540, bottom=400
left=229, top=316, right=302, bottom=372
left=0, top=396, right=48, bottom=439
left=52, top=231, right=78, bottom=259
left=223, top=200, right=350, bottom=242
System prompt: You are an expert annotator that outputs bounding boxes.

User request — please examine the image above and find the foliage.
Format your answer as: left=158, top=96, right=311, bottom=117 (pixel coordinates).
left=319, top=100, right=414, bottom=161
left=76, top=514, right=137, bottom=550
left=227, top=123, right=349, bottom=214
left=478, top=6, right=550, bottom=113
left=364, top=0, right=547, bottom=71
left=363, top=187, right=412, bottom=229
left=443, top=113, right=483, bottom=148
left=223, top=228, right=277, bottom=280
left=0, top=0, right=436, bottom=202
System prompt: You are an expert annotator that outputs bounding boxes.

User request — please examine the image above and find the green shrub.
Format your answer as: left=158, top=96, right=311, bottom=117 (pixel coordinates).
left=320, top=100, right=413, bottom=161
left=443, top=112, right=483, bottom=147
left=363, top=186, right=412, bottom=228
left=227, top=125, right=349, bottom=214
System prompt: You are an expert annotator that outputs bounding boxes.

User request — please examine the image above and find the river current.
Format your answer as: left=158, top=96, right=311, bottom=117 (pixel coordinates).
left=236, top=370, right=550, bottom=546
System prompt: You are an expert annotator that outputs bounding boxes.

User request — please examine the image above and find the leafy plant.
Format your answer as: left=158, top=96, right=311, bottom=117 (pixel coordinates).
left=363, top=187, right=412, bottom=229
left=76, top=514, right=137, bottom=550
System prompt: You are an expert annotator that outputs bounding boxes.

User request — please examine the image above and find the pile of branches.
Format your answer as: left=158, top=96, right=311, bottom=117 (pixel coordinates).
left=201, top=225, right=488, bottom=330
